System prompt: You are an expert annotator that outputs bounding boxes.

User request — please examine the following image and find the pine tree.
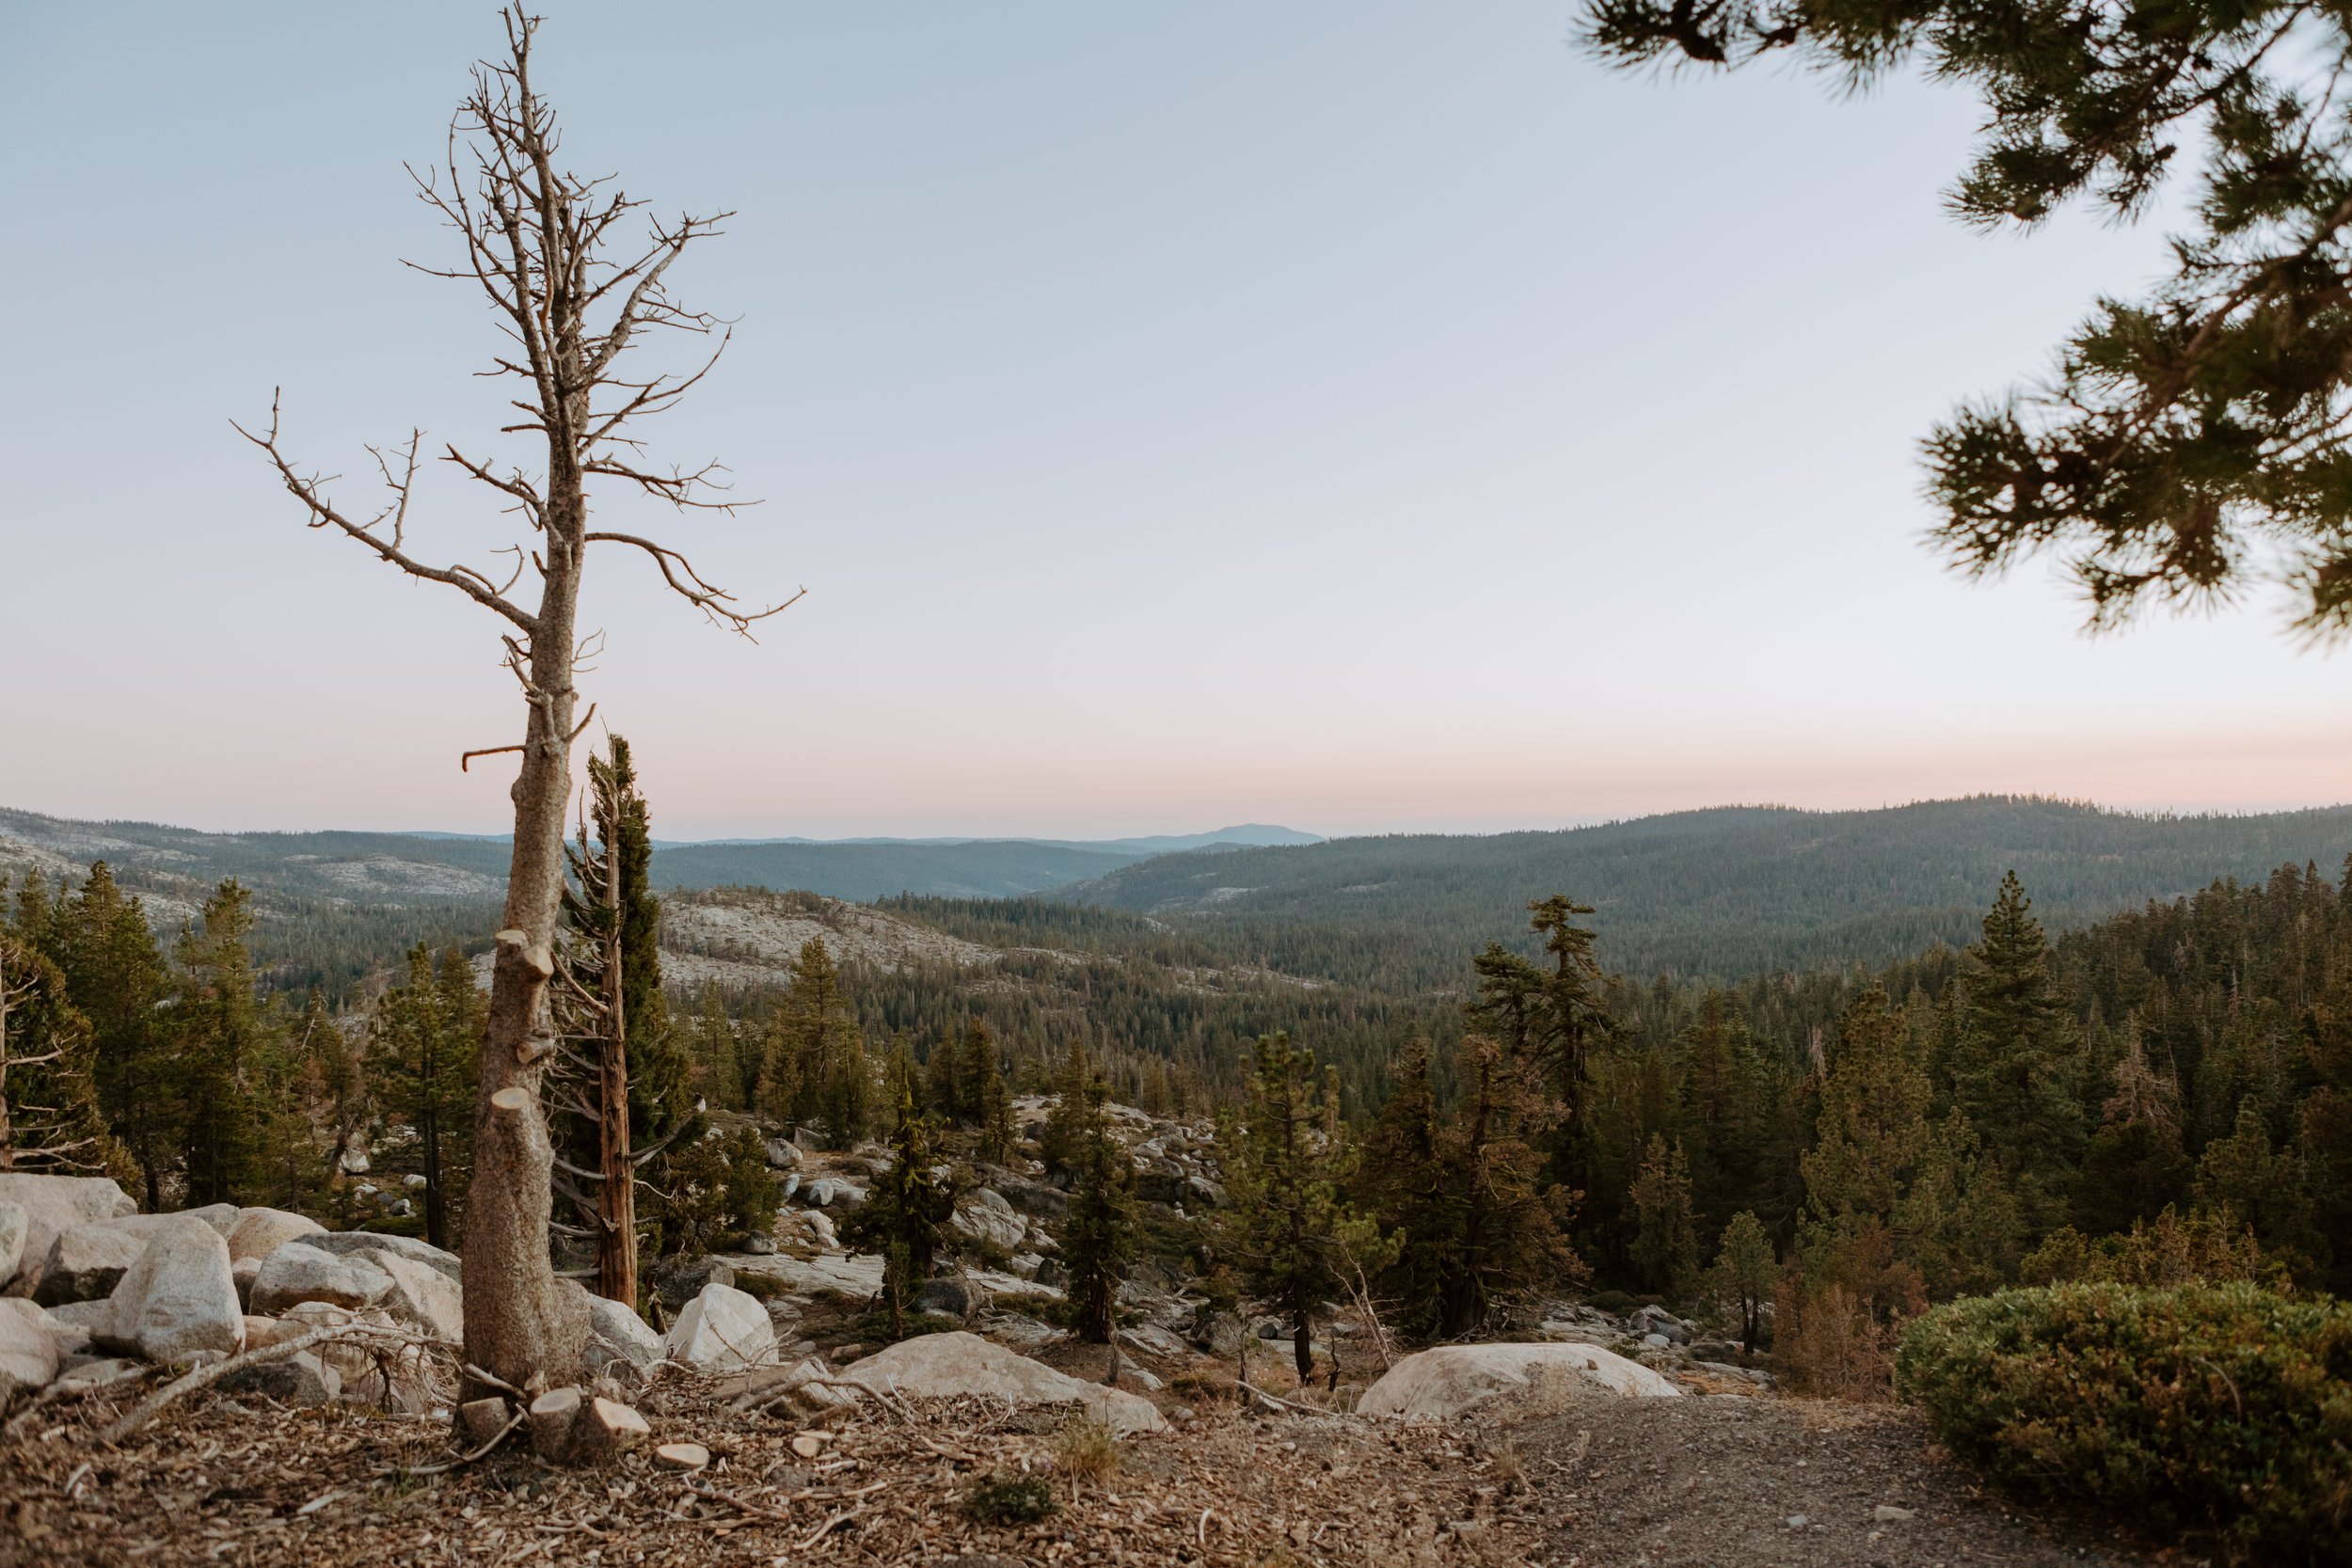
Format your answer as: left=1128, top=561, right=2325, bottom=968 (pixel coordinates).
left=1469, top=895, right=1614, bottom=1104
left=1057, top=1068, right=1133, bottom=1344
left=1952, top=874, right=2083, bottom=1233
left=1802, top=988, right=1931, bottom=1233
left=692, top=989, right=749, bottom=1110
left=1892, top=1109, right=2022, bottom=1298
left=1707, top=1211, right=1774, bottom=1354
left=758, top=941, right=866, bottom=1146
left=1432, top=1029, right=1581, bottom=1337
left=2075, top=1037, right=2193, bottom=1235
left=659, top=1123, right=783, bottom=1262
left=371, top=945, right=485, bottom=1248
left=1585, top=0, right=2352, bottom=644
left=1217, top=1033, right=1373, bottom=1383
left=175, top=880, right=275, bottom=1208
left=953, top=1023, right=995, bottom=1125
left=37, top=864, right=171, bottom=1204
left=1628, top=1134, right=1700, bottom=1297
left=1677, top=990, right=1761, bottom=1235
left=840, top=1071, right=957, bottom=1338
left=1039, top=1038, right=1094, bottom=1176
left=551, top=736, right=704, bottom=1300
left=252, top=990, right=338, bottom=1213
left=2194, top=1099, right=2321, bottom=1273
left=978, top=1059, right=1017, bottom=1166
left=1355, top=1032, right=1453, bottom=1338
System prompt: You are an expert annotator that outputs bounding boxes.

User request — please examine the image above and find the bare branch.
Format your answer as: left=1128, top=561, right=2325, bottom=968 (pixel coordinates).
left=234, top=395, right=539, bottom=635
left=584, top=531, right=804, bottom=637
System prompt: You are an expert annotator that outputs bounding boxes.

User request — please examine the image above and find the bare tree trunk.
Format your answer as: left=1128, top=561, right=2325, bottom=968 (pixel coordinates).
left=468, top=624, right=581, bottom=1392
left=243, top=7, right=793, bottom=1394
left=595, top=779, right=637, bottom=1307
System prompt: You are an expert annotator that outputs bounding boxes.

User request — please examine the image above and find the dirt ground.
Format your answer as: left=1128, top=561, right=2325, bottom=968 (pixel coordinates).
left=0, top=1366, right=2168, bottom=1568
left=1509, top=1386, right=2162, bottom=1568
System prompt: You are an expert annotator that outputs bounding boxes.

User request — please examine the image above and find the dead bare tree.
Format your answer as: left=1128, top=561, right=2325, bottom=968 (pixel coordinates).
left=239, top=8, right=796, bottom=1393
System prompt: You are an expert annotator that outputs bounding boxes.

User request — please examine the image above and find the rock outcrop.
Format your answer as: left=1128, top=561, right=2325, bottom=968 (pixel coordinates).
left=32, top=1225, right=148, bottom=1305
left=248, top=1242, right=393, bottom=1315
left=302, top=1229, right=462, bottom=1284
left=0, top=1174, right=135, bottom=1296
left=838, top=1331, right=1168, bottom=1435
left=1359, top=1341, right=1681, bottom=1419
left=224, top=1207, right=325, bottom=1263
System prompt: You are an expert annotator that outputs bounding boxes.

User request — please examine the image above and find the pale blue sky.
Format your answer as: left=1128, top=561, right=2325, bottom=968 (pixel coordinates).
left=3, top=3, right=2344, bottom=839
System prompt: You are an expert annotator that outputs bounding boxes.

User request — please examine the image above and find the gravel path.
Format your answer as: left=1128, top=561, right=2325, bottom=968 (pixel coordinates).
left=1515, top=1391, right=2155, bottom=1568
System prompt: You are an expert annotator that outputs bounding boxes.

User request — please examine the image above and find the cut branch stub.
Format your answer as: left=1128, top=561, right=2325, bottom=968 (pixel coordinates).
left=494, top=928, right=555, bottom=981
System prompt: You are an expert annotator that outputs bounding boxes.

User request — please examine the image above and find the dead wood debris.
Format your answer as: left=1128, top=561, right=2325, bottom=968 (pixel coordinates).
left=0, top=1367, right=1545, bottom=1567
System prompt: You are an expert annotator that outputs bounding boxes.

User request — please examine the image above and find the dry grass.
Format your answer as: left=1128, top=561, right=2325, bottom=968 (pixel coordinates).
left=1490, top=1438, right=1527, bottom=1497
left=1772, top=1281, right=1899, bottom=1402
left=1051, top=1414, right=1120, bottom=1483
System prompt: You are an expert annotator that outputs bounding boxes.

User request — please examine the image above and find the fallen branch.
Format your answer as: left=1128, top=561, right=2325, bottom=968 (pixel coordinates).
left=794, top=1500, right=872, bottom=1551
left=687, top=1484, right=798, bottom=1525
left=1237, top=1378, right=1360, bottom=1419
left=4, top=1367, right=156, bottom=1442
left=101, top=1323, right=431, bottom=1445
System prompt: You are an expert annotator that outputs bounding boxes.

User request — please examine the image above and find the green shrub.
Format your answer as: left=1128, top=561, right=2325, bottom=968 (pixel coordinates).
left=1895, top=1283, right=2352, bottom=1562
left=964, top=1473, right=1057, bottom=1524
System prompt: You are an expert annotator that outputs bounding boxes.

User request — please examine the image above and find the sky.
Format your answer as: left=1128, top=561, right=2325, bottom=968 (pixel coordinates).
left=4, top=3, right=2348, bottom=841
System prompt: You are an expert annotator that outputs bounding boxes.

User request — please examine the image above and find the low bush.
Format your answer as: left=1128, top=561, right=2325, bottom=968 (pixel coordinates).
left=1895, top=1283, right=2352, bottom=1563
left=964, top=1472, right=1057, bottom=1524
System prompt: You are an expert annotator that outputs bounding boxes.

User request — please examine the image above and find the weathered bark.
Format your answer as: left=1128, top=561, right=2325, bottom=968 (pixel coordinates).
left=595, top=780, right=637, bottom=1307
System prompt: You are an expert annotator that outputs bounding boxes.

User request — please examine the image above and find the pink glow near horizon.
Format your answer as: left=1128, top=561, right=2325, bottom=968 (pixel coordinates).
left=6, top=6, right=2351, bottom=841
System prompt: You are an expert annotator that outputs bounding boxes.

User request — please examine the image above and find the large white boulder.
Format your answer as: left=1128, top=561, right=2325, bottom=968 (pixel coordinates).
left=662, top=1283, right=776, bottom=1370
left=0, top=1297, right=59, bottom=1397
left=587, top=1294, right=665, bottom=1369
left=0, top=1174, right=135, bottom=1295
left=1358, top=1342, right=1681, bottom=1419
left=148, top=1204, right=240, bottom=1238
left=304, top=1229, right=462, bottom=1284
left=32, top=1224, right=148, bottom=1305
left=225, top=1207, right=325, bottom=1263
left=0, top=1202, right=26, bottom=1284
left=373, top=1251, right=463, bottom=1344
left=840, top=1331, right=1167, bottom=1436
left=108, top=1215, right=245, bottom=1363
left=248, top=1241, right=392, bottom=1315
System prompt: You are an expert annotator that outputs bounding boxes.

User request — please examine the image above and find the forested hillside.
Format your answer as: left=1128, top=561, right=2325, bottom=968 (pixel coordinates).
left=645, top=838, right=1147, bottom=901
left=13, top=796, right=2352, bottom=1004
left=1061, top=796, right=2352, bottom=980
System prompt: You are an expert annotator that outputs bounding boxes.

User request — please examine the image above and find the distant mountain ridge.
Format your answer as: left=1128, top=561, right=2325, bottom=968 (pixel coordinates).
left=1054, top=796, right=2352, bottom=979
left=13, top=797, right=2352, bottom=989
left=0, top=809, right=1322, bottom=912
